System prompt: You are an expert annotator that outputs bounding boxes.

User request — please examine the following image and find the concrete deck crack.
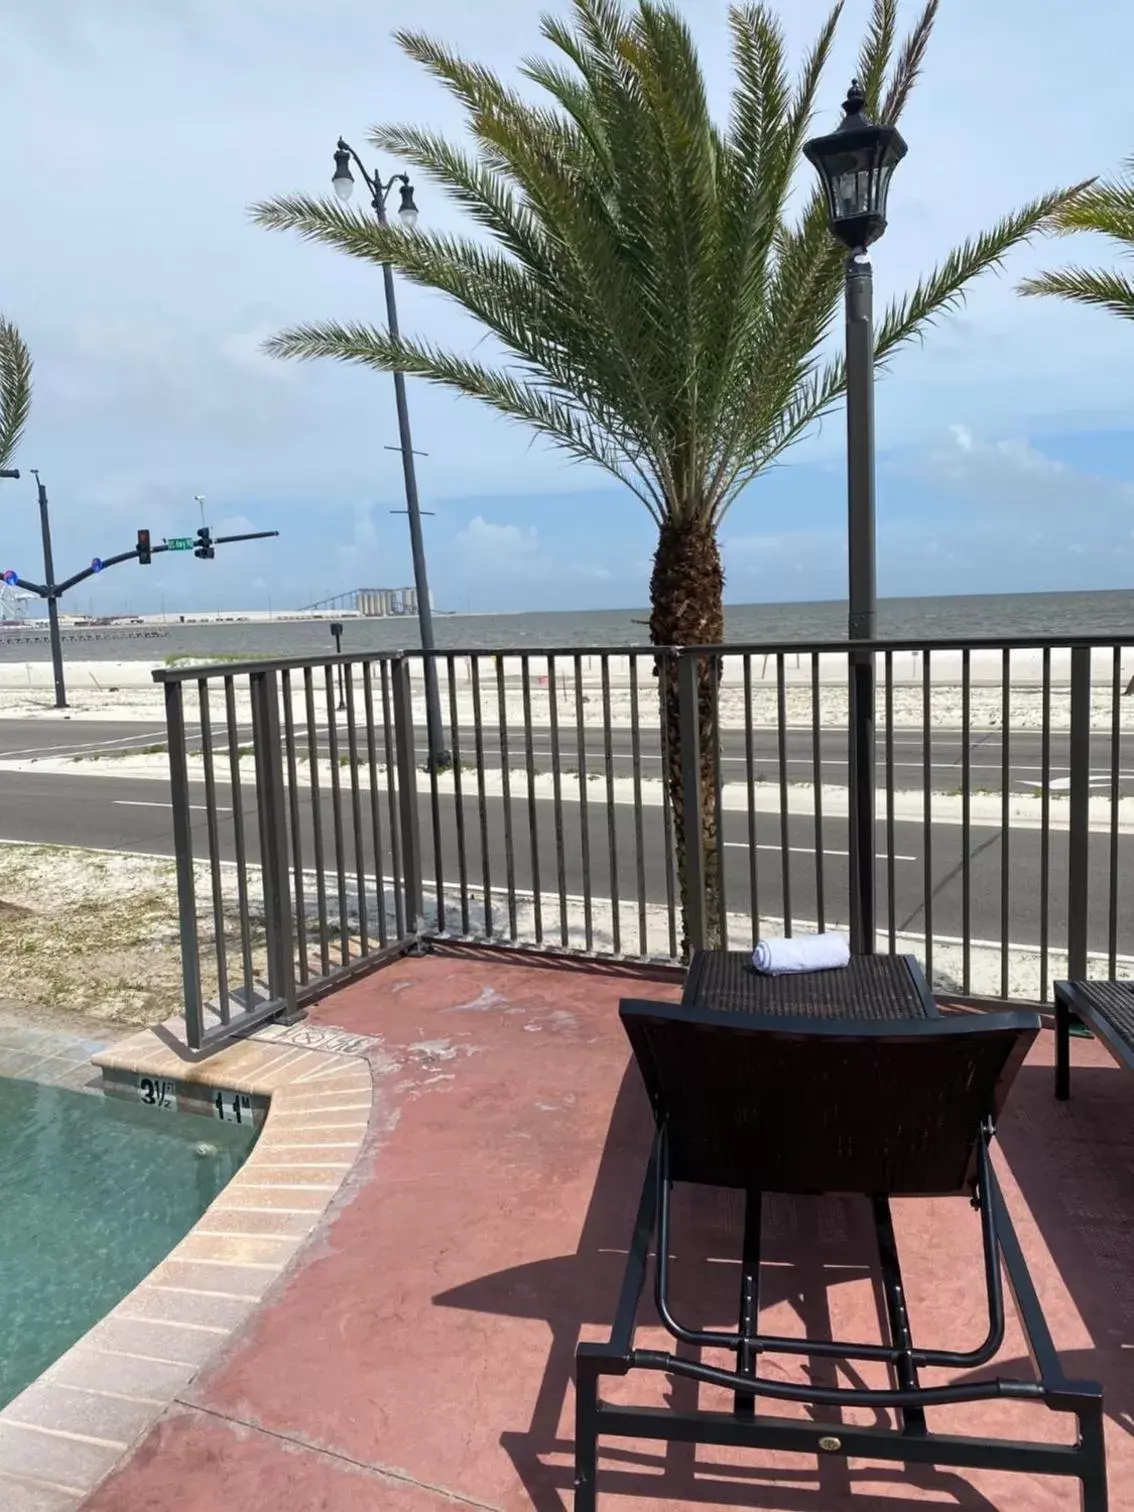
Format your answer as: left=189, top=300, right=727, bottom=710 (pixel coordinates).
left=176, top=1398, right=505, bottom=1512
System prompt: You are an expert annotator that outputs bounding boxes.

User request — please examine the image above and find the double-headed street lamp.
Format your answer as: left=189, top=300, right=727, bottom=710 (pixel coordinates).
left=331, top=138, right=449, bottom=770
left=805, top=81, right=907, bottom=955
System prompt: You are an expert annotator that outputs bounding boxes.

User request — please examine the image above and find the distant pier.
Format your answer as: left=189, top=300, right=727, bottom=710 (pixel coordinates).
left=301, top=587, right=431, bottom=618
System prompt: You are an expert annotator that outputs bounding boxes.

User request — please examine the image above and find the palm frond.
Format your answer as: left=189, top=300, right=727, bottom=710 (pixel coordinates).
left=0, top=318, right=32, bottom=471
left=264, top=320, right=667, bottom=519
left=1018, top=267, right=1134, bottom=321
left=880, top=0, right=938, bottom=121
left=257, top=0, right=1085, bottom=540
left=1041, top=176, right=1134, bottom=244
left=877, top=184, right=1090, bottom=361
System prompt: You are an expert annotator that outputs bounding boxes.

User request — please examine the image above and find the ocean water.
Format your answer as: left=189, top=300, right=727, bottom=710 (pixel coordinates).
left=0, top=1078, right=256, bottom=1407
left=2, top=588, right=1134, bottom=662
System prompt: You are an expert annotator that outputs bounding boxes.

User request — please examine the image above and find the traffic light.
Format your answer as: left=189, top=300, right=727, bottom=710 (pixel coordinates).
left=136, top=528, right=152, bottom=566
left=195, top=526, right=214, bottom=560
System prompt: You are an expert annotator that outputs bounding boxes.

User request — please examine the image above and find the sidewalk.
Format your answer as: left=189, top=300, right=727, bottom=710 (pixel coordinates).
left=79, top=953, right=1132, bottom=1512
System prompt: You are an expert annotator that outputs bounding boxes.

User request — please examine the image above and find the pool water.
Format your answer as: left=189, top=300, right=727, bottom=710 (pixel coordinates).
left=0, top=1076, right=257, bottom=1409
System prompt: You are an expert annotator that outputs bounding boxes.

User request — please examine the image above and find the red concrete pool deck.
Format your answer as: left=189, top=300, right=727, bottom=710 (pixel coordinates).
left=80, top=954, right=1132, bottom=1512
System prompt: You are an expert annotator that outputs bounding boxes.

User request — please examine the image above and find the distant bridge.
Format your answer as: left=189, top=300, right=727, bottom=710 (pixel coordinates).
left=300, top=586, right=430, bottom=617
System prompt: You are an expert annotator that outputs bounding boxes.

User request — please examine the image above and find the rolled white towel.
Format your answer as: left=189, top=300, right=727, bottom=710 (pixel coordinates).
left=751, top=932, right=850, bottom=975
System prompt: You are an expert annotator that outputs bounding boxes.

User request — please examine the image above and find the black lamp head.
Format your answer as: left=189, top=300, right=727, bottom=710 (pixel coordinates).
left=332, top=140, right=355, bottom=202
left=803, top=80, right=907, bottom=251
left=397, top=179, right=419, bottom=228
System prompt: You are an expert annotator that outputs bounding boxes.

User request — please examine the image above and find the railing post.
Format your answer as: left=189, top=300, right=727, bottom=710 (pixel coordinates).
left=677, top=650, right=706, bottom=954
left=251, top=668, right=298, bottom=1020
left=164, top=679, right=205, bottom=1049
left=848, top=645, right=877, bottom=955
left=1067, top=646, right=1091, bottom=981
left=392, top=655, right=425, bottom=936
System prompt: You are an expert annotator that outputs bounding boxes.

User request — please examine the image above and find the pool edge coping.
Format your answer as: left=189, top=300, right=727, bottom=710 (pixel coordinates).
left=0, top=1023, right=374, bottom=1509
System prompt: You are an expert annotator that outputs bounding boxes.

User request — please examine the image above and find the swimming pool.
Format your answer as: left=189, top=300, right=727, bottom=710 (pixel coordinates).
left=0, top=1075, right=257, bottom=1408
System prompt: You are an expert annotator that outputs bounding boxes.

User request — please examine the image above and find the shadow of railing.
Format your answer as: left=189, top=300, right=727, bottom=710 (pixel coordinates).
left=995, top=1061, right=1134, bottom=1445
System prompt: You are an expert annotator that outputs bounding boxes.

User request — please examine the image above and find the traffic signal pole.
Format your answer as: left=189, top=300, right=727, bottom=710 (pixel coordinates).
left=5, top=525, right=279, bottom=709
left=31, top=471, right=67, bottom=709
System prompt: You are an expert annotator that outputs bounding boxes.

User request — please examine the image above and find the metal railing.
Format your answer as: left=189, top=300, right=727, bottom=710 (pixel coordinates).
left=156, top=636, right=1134, bottom=1048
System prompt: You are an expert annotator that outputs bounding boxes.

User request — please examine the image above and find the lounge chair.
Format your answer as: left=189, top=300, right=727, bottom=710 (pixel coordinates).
left=574, top=1000, right=1108, bottom=1510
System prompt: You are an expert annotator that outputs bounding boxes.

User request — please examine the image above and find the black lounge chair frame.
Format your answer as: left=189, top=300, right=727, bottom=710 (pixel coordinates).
left=575, top=1004, right=1108, bottom=1511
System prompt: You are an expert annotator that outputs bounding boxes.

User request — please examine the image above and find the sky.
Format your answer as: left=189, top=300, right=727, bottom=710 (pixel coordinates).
left=1, top=0, right=1133, bottom=617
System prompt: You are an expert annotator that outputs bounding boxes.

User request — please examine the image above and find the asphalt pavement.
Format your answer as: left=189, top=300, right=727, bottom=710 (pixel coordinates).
left=0, top=761, right=1126, bottom=955
left=0, top=717, right=1130, bottom=797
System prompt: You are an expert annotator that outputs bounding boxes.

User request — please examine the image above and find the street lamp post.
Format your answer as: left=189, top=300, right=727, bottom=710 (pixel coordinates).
left=805, top=82, right=907, bottom=956
left=331, top=138, right=449, bottom=770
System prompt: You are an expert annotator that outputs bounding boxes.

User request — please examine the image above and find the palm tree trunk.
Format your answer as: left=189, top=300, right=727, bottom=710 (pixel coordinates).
left=649, top=517, right=725, bottom=953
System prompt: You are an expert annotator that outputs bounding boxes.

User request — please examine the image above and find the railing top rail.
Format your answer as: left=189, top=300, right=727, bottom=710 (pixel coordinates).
left=151, top=632, right=1134, bottom=684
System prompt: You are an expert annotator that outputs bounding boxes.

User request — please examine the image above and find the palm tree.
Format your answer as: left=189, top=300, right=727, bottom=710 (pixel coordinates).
left=0, top=317, right=31, bottom=471
left=1018, top=158, right=1134, bottom=321
left=254, top=0, right=1082, bottom=947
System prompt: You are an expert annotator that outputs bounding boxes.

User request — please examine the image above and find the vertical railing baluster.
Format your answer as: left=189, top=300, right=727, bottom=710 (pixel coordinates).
left=426, top=655, right=446, bottom=935
left=1109, top=646, right=1121, bottom=977
left=445, top=654, right=469, bottom=937
left=1067, top=646, right=1092, bottom=982
left=362, top=664, right=389, bottom=949
left=344, top=663, right=369, bottom=954
left=281, top=671, right=309, bottom=984
left=225, top=675, right=255, bottom=1004
left=659, top=649, right=679, bottom=961
left=922, top=651, right=933, bottom=986
left=574, top=654, right=594, bottom=952
left=324, top=665, right=350, bottom=965
left=885, top=649, right=896, bottom=954
left=392, top=655, right=424, bottom=935
left=470, top=656, right=493, bottom=937
left=1001, top=649, right=1011, bottom=999
left=165, top=679, right=204, bottom=1048
left=303, top=667, right=331, bottom=973
left=677, top=650, right=705, bottom=954
left=711, top=656, right=728, bottom=949
left=601, top=655, right=622, bottom=955
left=961, top=650, right=972, bottom=995
left=379, top=661, right=406, bottom=940
left=251, top=668, right=296, bottom=1019
left=776, top=653, right=792, bottom=937
left=547, top=654, right=569, bottom=947
left=811, top=652, right=825, bottom=934
left=1039, top=648, right=1051, bottom=1002
left=628, top=655, right=648, bottom=957
left=521, top=656, right=543, bottom=946
left=496, top=656, right=518, bottom=940
left=198, top=680, right=229, bottom=1021
left=743, top=654, right=760, bottom=942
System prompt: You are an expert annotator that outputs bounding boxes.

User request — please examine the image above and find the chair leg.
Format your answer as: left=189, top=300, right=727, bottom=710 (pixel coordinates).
left=574, top=1356, right=600, bottom=1512
left=1079, top=1396, right=1109, bottom=1511
left=1055, top=991, right=1071, bottom=1101
left=734, top=1191, right=762, bottom=1416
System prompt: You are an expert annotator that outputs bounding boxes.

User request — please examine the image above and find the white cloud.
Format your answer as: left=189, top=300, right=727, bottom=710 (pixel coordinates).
left=455, top=515, right=541, bottom=569
left=896, top=427, right=1134, bottom=514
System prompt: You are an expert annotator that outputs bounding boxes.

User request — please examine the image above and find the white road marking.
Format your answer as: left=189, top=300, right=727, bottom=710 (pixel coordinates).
left=0, top=731, right=168, bottom=759
left=723, top=842, right=916, bottom=861
left=113, top=799, right=231, bottom=812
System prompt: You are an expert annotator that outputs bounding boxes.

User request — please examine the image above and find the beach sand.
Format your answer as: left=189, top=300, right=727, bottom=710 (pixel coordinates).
left=2, top=648, right=1132, bottom=731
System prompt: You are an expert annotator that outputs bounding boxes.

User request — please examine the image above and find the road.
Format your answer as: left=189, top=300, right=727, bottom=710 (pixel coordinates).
left=0, top=762, right=1126, bottom=956
left=0, top=717, right=1129, bottom=797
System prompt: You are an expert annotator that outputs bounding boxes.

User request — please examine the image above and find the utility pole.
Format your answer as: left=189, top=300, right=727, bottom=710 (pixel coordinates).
left=31, top=471, right=67, bottom=709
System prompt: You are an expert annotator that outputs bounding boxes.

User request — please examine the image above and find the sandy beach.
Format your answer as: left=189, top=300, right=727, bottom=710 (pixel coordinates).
left=1, top=648, right=1132, bottom=732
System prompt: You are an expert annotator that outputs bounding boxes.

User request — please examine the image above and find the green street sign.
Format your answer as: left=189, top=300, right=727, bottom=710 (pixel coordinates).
left=165, top=537, right=194, bottom=551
